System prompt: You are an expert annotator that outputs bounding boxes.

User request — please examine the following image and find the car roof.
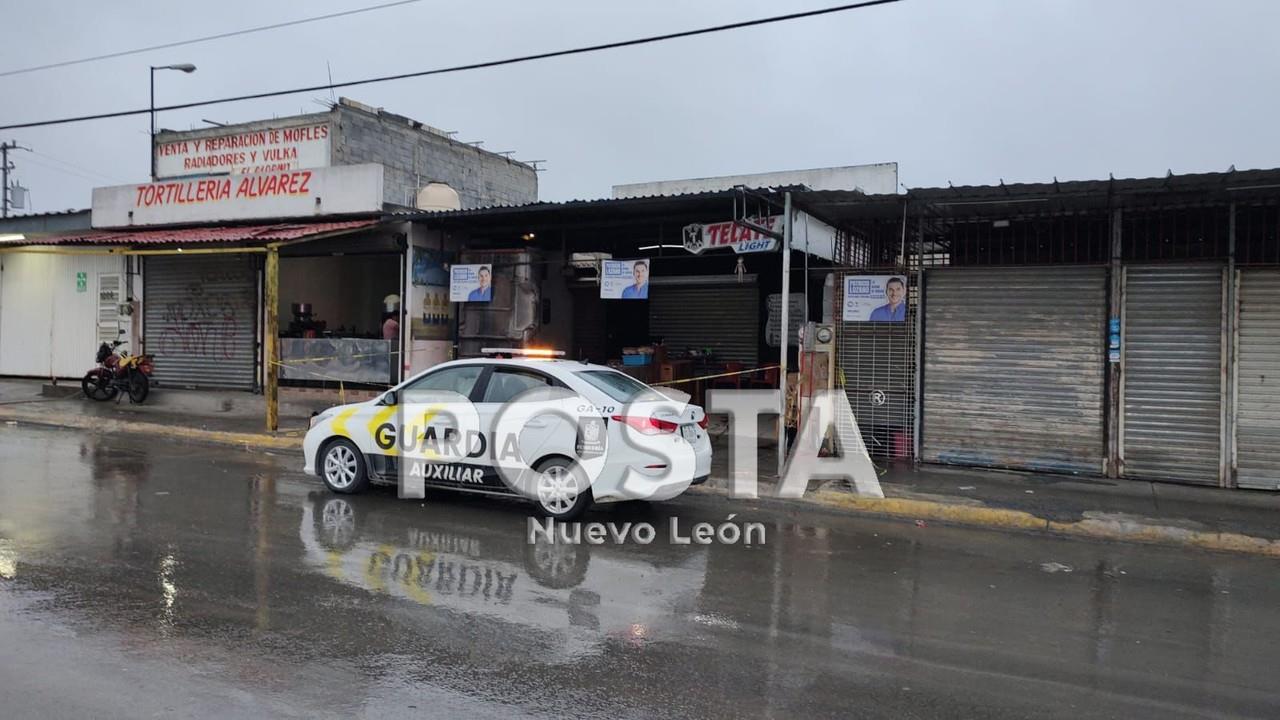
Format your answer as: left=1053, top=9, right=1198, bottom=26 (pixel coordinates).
left=400, top=357, right=624, bottom=386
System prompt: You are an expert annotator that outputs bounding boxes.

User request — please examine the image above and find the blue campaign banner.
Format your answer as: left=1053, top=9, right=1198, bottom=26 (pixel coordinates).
left=601, top=258, right=650, bottom=300
left=450, top=264, right=492, bottom=303
left=843, top=275, right=908, bottom=323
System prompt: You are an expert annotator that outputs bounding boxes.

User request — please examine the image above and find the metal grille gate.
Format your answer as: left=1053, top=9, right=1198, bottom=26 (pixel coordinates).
left=1121, top=265, right=1224, bottom=485
left=922, top=266, right=1107, bottom=473
left=1235, top=268, right=1280, bottom=490
left=836, top=274, right=915, bottom=460
left=143, top=255, right=259, bottom=390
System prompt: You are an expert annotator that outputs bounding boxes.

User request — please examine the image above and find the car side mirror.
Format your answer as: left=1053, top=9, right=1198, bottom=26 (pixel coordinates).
left=379, top=390, right=398, bottom=406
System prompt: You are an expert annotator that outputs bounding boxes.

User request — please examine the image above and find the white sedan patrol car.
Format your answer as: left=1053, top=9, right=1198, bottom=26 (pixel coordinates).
left=304, top=350, right=712, bottom=519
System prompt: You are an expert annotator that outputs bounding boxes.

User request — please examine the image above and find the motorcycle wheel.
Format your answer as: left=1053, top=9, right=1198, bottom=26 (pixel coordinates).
left=82, top=370, right=117, bottom=401
left=127, top=371, right=150, bottom=404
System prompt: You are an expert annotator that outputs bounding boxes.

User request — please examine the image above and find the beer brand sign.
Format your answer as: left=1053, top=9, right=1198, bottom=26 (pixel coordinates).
left=682, top=216, right=781, bottom=254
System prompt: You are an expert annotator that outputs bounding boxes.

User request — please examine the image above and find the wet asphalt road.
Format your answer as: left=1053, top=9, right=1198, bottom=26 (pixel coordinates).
left=2, top=425, right=1279, bottom=719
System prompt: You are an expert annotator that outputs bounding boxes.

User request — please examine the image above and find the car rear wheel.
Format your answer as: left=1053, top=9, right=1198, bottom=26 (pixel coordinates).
left=321, top=439, right=369, bottom=494
left=533, top=457, right=592, bottom=521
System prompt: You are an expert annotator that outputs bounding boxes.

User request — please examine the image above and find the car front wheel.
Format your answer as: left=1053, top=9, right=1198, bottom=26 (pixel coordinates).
left=321, top=439, right=369, bottom=494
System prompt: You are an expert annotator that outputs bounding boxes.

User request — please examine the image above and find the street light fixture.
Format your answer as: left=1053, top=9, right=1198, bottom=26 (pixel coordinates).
left=150, top=63, right=197, bottom=181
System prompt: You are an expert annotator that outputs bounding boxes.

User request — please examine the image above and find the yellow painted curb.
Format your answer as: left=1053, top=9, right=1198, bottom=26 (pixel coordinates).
left=812, top=491, right=1049, bottom=531
left=0, top=407, right=302, bottom=451
left=810, top=490, right=1280, bottom=558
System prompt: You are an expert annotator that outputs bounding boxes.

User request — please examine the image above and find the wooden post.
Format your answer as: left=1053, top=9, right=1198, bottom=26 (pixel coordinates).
left=265, top=246, right=279, bottom=432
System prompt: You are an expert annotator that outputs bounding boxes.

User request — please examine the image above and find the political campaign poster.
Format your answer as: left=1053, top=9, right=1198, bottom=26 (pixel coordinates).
left=843, top=275, right=908, bottom=322
left=601, top=258, right=650, bottom=300
left=450, top=264, right=493, bottom=303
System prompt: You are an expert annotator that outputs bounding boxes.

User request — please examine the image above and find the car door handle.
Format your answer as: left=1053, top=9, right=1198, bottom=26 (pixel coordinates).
left=525, top=419, right=549, bottom=428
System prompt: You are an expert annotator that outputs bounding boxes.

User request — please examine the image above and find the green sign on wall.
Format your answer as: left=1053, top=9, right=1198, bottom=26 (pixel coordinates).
left=76, top=272, right=87, bottom=293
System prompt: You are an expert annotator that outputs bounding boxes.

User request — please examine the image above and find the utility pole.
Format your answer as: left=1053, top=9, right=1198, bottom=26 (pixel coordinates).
left=1, top=141, right=31, bottom=218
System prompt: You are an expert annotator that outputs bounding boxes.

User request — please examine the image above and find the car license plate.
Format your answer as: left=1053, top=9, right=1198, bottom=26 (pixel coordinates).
left=680, top=424, right=697, bottom=443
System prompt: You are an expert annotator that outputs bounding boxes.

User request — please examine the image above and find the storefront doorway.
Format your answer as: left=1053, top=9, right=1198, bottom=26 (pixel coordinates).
left=277, top=253, right=403, bottom=388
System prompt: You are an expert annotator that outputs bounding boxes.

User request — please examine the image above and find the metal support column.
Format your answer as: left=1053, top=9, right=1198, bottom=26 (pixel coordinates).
left=265, top=246, right=280, bottom=432
left=149, top=69, right=156, bottom=181
left=1222, top=203, right=1237, bottom=487
left=1106, top=208, right=1123, bottom=477
left=1, top=141, right=9, bottom=218
left=912, top=209, right=924, bottom=463
left=776, top=192, right=793, bottom=476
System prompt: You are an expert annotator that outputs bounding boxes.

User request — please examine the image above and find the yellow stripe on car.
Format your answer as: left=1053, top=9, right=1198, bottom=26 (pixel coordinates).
left=330, top=407, right=359, bottom=438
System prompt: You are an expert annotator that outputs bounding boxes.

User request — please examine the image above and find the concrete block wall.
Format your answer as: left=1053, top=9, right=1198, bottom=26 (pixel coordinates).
left=330, top=101, right=537, bottom=210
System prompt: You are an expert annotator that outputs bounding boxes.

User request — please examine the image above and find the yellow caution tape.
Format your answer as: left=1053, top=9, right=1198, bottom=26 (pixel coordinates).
left=653, top=365, right=781, bottom=387
left=275, top=349, right=402, bottom=365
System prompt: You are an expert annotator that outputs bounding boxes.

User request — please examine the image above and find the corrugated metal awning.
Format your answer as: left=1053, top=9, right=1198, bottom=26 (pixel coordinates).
left=0, top=219, right=380, bottom=247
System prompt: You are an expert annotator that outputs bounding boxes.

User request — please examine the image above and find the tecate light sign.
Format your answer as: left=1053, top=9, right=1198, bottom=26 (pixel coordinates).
left=91, top=164, right=384, bottom=228
left=154, top=122, right=331, bottom=179
left=683, top=216, right=781, bottom=254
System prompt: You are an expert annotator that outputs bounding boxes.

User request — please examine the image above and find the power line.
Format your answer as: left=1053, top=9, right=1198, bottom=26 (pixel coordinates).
left=0, top=0, right=425, bottom=78
left=25, top=151, right=125, bottom=183
left=22, top=155, right=111, bottom=184
left=0, top=0, right=902, bottom=132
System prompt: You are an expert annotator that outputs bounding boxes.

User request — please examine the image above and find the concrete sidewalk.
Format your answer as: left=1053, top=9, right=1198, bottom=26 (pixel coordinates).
left=3, top=377, right=1279, bottom=557
left=0, top=378, right=325, bottom=447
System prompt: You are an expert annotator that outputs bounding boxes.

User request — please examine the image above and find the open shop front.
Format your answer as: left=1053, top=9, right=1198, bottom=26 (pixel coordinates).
left=407, top=192, right=847, bottom=454
left=276, top=225, right=406, bottom=389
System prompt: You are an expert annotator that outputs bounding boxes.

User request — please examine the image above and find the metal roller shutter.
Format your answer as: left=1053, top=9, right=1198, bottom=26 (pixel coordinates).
left=649, top=279, right=759, bottom=365
left=922, top=266, right=1106, bottom=473
left=1121, top=265, right=1223, bottom=485
left=143, top=255, right=258, bottom=390
left=1236, top=269, right=1280, bottom=490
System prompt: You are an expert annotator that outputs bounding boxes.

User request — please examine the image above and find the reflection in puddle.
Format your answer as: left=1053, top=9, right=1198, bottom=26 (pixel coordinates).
left=298, top=493, right=709, bottom=660
left=0, top=539, right=16, bottom=579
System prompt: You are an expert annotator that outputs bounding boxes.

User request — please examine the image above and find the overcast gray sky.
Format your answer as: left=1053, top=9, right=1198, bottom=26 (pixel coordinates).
left=3, top=0, right=1278, bottom=212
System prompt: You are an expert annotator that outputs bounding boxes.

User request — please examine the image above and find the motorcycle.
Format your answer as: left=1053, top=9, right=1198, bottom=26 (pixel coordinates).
left=82, top=334, right=155, bottom=404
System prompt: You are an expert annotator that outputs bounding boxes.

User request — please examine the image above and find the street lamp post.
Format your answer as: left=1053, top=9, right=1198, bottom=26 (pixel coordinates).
left=150, top=63, right=196, bottom=181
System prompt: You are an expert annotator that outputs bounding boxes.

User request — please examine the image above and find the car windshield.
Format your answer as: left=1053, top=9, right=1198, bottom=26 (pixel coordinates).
left=574, top=369, right=664, bottom=403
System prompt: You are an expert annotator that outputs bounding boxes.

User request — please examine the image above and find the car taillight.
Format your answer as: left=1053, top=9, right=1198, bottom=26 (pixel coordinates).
left=697, top=415, right=708, bottom=429
left=610, top=414, right=678, bottom=435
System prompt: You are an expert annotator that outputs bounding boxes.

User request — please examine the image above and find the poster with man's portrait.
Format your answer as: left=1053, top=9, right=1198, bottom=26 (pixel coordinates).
left=601, top=259, right=650, bottom=300
left=843, top=275, right=908, bottom=322
left=450, top=264, right=493, bottom=303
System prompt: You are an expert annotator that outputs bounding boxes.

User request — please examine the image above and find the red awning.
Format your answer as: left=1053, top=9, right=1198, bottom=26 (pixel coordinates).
left=1, top=219, right=380, bottom=246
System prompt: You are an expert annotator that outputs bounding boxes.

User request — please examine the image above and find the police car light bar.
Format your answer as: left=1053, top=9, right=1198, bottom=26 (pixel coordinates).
left=481, top=347, right=566, bottom=358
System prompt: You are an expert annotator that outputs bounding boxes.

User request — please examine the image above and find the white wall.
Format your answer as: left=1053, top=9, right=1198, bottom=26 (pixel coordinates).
left=0, top=252, right=127, bottom=378
left=612, top=163, right=899, bottom=198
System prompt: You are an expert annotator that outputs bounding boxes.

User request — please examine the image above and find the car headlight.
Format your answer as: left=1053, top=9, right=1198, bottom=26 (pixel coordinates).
left=309, top=408, right=337, bottom=429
